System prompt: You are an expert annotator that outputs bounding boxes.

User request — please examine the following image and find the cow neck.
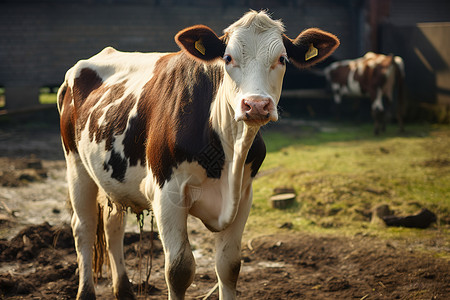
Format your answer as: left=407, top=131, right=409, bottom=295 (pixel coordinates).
left=211, top=70, right=259, bottom=165
left=210, top=71, right=259, bottom=228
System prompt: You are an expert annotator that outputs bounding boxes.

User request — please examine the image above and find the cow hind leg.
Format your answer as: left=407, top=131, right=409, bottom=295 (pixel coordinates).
left=100, top=194, right=135, bottom=299
left=152, top=186, right=195, bottom=300
left=66, top=155, right=99, bottom=299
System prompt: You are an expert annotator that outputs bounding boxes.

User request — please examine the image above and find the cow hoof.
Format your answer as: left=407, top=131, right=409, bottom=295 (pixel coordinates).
left=77, top=288, right=96, bottom=300
left=115, top=274, right=136, bottom=300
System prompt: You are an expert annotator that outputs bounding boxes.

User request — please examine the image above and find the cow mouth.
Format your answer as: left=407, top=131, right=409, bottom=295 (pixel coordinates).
left=240, top=112, right=278, bottom=126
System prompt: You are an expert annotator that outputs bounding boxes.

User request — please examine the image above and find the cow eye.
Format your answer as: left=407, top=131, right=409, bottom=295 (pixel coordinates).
left=223, top=55, right=232, bottom=65
left=279, top=55, right=288, bottom=65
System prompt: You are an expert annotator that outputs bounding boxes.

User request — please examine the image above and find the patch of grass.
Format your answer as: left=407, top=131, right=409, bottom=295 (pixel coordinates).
left=39, top=88, right=57, bottom=105
left=246, top=121, right=450, bottom=257
left=0, top=88, right=57, bottom=107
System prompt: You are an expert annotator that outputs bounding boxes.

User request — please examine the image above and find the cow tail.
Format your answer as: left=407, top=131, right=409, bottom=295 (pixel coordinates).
left=394, top=57, right=406, bottom=132
left=93, top=202, right=108, bottom=280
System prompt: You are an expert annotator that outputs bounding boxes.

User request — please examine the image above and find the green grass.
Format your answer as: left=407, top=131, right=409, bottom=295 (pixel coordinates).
left=246, top=122, right=450, bottom=257
left=39, top=88, right=57, bottom=105
left=0, top=87, right=57, bottom=107
left=39, top=93, right=57, bottom=105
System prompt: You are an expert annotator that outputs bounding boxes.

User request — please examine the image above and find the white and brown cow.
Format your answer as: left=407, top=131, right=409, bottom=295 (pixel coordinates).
left=57, top=11, right=339, bottom=300
left=324, top=52, right=405, bottom=134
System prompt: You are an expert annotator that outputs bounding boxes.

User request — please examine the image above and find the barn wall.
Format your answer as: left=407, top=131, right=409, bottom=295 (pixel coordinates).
left=379, top=0, right=450, bottom=121
left=0, top=0, right=353, bottom=109
left=417, top=23, right=450, bottom=108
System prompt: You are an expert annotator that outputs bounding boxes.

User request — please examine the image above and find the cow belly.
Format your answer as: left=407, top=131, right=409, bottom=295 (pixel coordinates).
left=77, top=140, right=149, bottom=212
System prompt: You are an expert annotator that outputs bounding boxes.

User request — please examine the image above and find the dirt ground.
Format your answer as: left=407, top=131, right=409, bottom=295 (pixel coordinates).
left=0, top=112, right=449, bottom=299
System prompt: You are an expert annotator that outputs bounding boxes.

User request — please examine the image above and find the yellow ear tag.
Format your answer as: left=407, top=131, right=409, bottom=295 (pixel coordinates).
left=305, top=43, right=318, bottom=61
left=195, top=39, right=206, bottom=56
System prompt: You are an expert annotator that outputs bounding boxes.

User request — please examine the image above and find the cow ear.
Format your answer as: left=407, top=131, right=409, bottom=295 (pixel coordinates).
left=175, top=25, right=226, bottom=62
left=283, top=28, right=339, bottom=68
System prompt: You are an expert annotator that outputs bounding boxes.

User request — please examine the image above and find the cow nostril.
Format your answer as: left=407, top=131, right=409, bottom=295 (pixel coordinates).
left=243, top=101, right=252, bottom=112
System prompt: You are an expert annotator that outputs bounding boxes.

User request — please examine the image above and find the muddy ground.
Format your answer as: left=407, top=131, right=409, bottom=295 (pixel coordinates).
left=0, top=111, right=449, bottom=299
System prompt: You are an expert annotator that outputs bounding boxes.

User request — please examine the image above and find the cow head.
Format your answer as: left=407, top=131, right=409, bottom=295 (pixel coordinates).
left=176, top=10, right=339, bottom=127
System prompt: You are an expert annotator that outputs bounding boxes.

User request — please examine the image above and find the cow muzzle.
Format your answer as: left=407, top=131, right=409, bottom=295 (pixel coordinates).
left=236, top=96, right=277, bottom=126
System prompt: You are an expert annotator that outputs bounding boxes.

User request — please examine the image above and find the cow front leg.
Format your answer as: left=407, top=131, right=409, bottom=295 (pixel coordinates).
left=372, top=108, right=387, bottom=135
left=214, top=190, right=252, bottom=300
left=152, top=184, right=195, bottom=300
left=371, top=89, right=384, bottom=135
left=66, top=155, right=99, bottom=299
left=101, top=195, right=135, bottom=299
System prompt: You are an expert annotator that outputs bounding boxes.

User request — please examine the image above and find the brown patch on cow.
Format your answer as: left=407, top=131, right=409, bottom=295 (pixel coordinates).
left=372, top=54, right=394, bottom=88
left=59, top=86, right=78, bottom=154
left=74, top=80, right=128, bottom=145
left=353, top=61, right=373, bottom=95
left=90, top=83, right=135, bottom=150
left=72, top=68, right=103, bottom=108
left=69, top=73, right=136, bottom=149
left=379, top=54, right=394, bottom=68
left=353, top=54, right=394, bottom=96
left=134, top=52, right=225, bottom=186
left=329, top=65, right=350, bottom=87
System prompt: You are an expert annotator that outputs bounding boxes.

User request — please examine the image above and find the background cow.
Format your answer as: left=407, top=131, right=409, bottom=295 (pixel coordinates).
left=324, top=52, right=405, bottom=134
left=57, top=10, right=338, bottom=299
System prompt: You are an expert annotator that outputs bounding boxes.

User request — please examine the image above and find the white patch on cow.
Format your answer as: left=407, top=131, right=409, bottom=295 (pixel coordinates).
left=364, top=52, right=376, bottom=59
left=331, top=82, right=340, bottom=92
left=395, top=56, right=405, bottom=78
left=221, top=12, right=286, bottom=124
left=346, top=69, right=359, bottom=95
left=355, top=60, right=365, bottom=76
left=68, top=48, right=168, bottom=90
left=112, top=132, right=126, bottom=158
left=372, top=89, right=384, bottom=111
left=119, top=164, right=148, bottom=210
left=77, top=121, right=104, bottom=183
left=331, top=83, right=342, bottom=103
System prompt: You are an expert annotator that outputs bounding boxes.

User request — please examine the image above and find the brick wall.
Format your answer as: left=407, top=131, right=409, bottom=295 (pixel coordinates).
left=0, top=0, right=353, bottom=108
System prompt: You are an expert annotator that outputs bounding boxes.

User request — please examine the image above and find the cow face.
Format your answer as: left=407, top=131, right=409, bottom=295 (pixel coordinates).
left=176, top=11, right=339, bottom=127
